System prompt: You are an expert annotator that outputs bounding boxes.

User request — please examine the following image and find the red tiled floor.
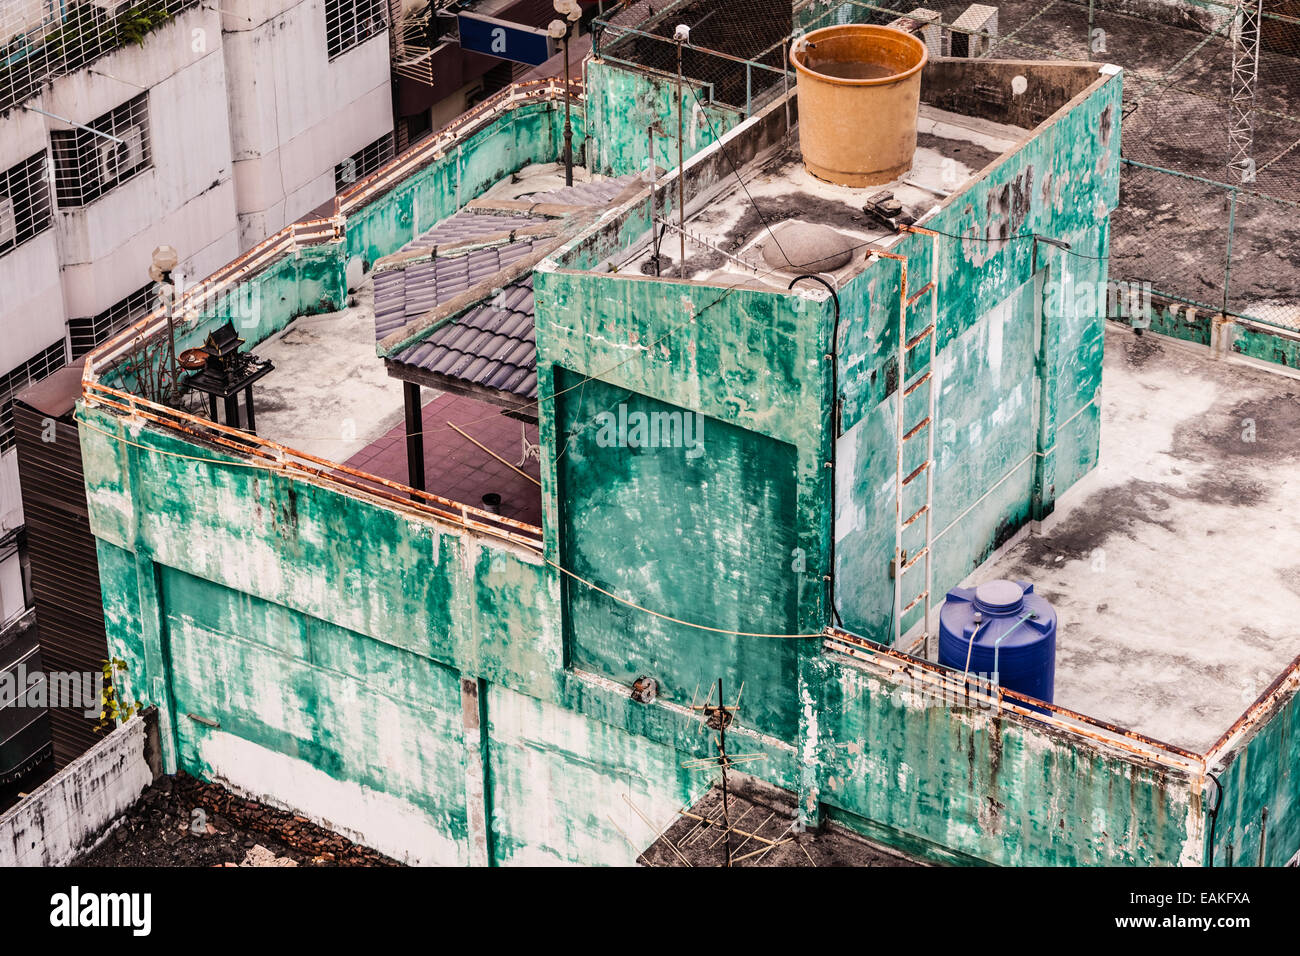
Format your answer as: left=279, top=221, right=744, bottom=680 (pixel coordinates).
left=344, top=392, right=542, bottom=528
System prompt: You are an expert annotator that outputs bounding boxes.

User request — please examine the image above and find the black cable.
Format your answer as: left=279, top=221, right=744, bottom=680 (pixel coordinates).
left=687, top=84, right=791, bottom=263
left=790, top=274, right=844, bottom=630
left=1206, top=771, right=1222, bottom=867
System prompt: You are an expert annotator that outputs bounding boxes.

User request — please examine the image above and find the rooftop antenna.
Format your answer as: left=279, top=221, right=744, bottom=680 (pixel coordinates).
left=674, top=23, right=690, bottom=279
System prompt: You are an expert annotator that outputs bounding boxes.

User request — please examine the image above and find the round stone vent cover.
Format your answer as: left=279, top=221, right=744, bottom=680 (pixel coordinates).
left=760, top=220, right=858, bottom=273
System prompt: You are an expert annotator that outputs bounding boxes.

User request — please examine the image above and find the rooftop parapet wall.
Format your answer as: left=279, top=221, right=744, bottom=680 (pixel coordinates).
left=583, top=56, right=746, bottom=178
left=1203, top=654, right=1300, bottom=867
left=805, top=639, right=1207, bottom=866
left=834, top=65, right=1121, bottom=642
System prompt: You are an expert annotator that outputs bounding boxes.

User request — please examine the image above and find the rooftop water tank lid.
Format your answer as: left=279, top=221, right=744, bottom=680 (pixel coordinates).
left=973, top=579, right=1026, bottom=615
left=760, top=220, right=858, bottom=273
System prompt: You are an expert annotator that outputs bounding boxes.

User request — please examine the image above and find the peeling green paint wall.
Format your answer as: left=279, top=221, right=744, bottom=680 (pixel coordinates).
left=554, top=370, right=803, bottom=738
left=584, top=57, right=742, bottom=178
left=833, top=73, right=1118, bottom=642
left=802, top=651, right=1203, bottom=866
left=534, top=269, right=833, bottom=740
left=344, top=101, right=586, bottom=270
left=1210, top=682, right=1300, bottom=867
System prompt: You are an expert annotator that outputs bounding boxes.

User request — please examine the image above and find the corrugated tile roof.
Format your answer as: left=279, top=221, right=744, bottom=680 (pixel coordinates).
left=378, top=173, right=638, bottom=402
left=391, top=275, right=539, bottom=399
left=400, top=210, right=547, bottom=251
left=373, top=240, right=538, bottom=341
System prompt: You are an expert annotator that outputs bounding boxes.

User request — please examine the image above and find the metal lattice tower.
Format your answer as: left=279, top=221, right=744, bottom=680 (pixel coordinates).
left=1228, top=0, right=1264, bottom=183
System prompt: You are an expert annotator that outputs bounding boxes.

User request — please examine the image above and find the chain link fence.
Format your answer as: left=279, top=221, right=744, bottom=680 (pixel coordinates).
left=782, top=0, right=1300, bottom=329
left=594, top=0, right=794, bottom=111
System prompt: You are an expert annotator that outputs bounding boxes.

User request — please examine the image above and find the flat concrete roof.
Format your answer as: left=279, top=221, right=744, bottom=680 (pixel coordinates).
left=617, top=104, right=1029, bottom=288
left=965, top=325, right=1300, bottom=752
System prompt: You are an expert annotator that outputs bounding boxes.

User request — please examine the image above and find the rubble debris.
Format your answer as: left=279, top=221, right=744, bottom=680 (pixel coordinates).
left=75, top=771, right=400, bottom=867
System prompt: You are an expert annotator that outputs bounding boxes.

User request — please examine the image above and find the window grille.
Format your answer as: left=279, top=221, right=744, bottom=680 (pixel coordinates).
left=325, top=0, right=387, bottom=59
left=0, top=339, right=67, bottom=452
left=0, top=151, right=53, bottom=256
left=50, top=92, right=152, bottom=208
left=335, top=132, right=395, bottom=192
left=68, top=282, right=156, bottom=359
left=1, top=1, right=200, bottom=114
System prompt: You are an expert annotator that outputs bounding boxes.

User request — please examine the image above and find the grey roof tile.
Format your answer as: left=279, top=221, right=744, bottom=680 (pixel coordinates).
left=375, top=177, right=637, bottom=397
left=390, top=271, right=539, bottom=400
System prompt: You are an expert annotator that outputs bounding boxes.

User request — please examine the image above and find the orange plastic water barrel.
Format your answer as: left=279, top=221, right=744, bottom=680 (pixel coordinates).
left=790, top=25, right=928, bottom=187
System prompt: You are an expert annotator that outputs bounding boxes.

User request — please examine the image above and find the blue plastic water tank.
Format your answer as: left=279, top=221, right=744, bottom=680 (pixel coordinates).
left=937, top=580, right=1057, bottom=703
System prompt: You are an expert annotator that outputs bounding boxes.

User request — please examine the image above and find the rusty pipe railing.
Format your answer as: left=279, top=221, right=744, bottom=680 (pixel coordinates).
left=82, top=383, right=544, bottom=550
left=824, top=628, right=1206, bottom=771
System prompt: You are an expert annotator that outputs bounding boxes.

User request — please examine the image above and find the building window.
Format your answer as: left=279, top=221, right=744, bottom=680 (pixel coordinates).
left=325, top=0, right=387, bottom=59
left=335, top=132, right=395, bottom=192
left=68, top=282, right=157, bottom=360
left=0, top=340, right=66, bottom=453
left=0, top=152, right=53, bottom=256
left=50, top=93, right=152, bottom=208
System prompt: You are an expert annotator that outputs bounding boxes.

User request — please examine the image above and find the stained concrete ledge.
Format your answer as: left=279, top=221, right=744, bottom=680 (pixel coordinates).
left=967, top=323, right=1300, bottom=752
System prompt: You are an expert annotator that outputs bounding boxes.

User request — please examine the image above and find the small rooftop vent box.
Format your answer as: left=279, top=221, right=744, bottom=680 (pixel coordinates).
left=950, top=4, right=999, bottom=58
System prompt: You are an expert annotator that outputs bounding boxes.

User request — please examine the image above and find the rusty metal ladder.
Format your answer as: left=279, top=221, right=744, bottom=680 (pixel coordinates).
left=894, top=235, right=940, bottom=656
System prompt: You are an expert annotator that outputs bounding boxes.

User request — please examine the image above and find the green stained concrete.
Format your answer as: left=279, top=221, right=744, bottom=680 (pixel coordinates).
left=832, top=71, right=1118, bottom=640
left=555, top=370, right=802, bottom=738
left=584, top=58, right=742, bottom=178
left=803, top=651, right=1203, bottom=866
left=1210, top=681, right=1300, bottom=867
left=78, top=69, right=1300, bottom=866
left=344, top=101, right=586, bottom=271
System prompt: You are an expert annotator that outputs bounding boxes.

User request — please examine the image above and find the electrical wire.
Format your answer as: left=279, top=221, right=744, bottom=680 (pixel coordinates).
left=77, top=411, right=823, bottom=640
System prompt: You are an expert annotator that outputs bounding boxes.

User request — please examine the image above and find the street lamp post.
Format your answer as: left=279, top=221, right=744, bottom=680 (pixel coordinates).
left=550, top=0, right=583, bottom=187
left=149, top=244, right=180, bottom=406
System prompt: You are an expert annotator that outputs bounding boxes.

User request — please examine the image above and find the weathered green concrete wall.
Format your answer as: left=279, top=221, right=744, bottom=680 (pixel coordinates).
left=78, top=401, right=791, bottom=864
left=1113, top=297, right=1300, bottom=372
left=553, top=370, right=803, bottom=738
left=534, top=269, right=834, bottom=740
left=584, top=57, right=742, bottom=178
left=1209, top=677, right=1300, bottom=867
left=487, top=683, right=702, bottom=865
left=802, top=649, right=1204, bottom=865
left=344, top=99, right=586, bottom=270
left=834, top=70, right=1119, bottom=641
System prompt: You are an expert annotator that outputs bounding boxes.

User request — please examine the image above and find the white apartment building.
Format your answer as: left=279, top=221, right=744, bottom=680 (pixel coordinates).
left=0, top=0, right=396, bottom=619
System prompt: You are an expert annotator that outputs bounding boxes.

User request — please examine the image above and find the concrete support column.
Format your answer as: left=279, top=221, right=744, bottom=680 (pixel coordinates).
left=133, top=554, right=178, bottom=775
left=123, top=427, right=178, bottom=774
left=460, top=676, right=494, bottom=866
left=795, top=650, right=824, bottom=832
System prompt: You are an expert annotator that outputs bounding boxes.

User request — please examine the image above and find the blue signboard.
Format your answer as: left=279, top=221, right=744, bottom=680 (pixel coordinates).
left=457, top=13, right=556, bottom=67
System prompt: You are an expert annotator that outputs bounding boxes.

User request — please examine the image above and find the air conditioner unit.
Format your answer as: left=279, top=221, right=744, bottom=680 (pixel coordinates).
left=97, top=124, right=146, bottom=185
left=85, top=0, right=133, bottom=19
left=0, top=196, right=16, bottom=248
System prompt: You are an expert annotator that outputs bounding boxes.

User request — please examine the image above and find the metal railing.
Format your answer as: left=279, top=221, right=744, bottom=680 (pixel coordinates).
left=81, top=79, right=582, bottom=546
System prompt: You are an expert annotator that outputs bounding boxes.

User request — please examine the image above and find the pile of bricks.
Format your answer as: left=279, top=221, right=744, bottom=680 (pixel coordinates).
left=172, top=772, right=399, bottom=867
